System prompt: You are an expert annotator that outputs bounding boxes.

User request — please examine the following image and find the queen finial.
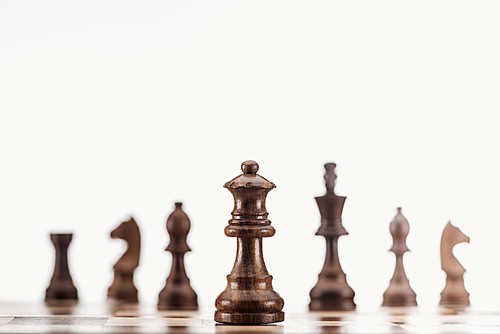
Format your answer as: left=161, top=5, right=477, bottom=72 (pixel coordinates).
left=242, top=160, right=259, bottom=175
left=324, top=163, right=337, bottom=194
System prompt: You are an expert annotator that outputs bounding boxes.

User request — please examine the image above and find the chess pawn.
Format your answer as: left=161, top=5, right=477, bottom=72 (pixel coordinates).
left=440, top=221, right=470, bottom=306
left=108, top=217, right=141, bottom=303
left=45, top=233, right=78, bottom=302
left=215, top=160, right=284, bottom=324
left=309, top=163, right=356, bottom=311
left=382, top=208, right=417, bottom=306
left=158, top=202, right=198, bottom=310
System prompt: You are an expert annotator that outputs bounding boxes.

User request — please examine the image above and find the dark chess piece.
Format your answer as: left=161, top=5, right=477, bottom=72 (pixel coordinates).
left=309, top=163, right=356, bottom=311
left=45, top=233, right=78, bottom=302
left=215, top=160, right=284, bottom=324
left=158, top=202, right=198, bottom=310
left=108, top=217, right=141, bottom=303
left=440, top=221, right=470, bottom=306
left=382, top=208, right=417, bottom=306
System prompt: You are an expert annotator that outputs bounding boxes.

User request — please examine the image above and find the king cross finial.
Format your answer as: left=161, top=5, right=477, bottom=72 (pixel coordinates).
left=324, top=163, right=337, bottom=194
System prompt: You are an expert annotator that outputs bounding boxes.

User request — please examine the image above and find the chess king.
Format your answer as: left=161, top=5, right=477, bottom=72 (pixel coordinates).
left=215, top=160, right=285, bottom=324
left=309, top=163, right=356, bottom=311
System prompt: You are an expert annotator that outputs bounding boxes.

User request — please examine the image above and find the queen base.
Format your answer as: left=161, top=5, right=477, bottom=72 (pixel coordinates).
left=214, top=311, right=284, bottom=324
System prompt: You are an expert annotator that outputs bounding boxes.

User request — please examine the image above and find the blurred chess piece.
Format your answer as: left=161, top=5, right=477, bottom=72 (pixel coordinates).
left=382, top=208, right=417, bottom=306
left=440, top=221, right=470, bottom=306
left=215, top=160, right=284, bottom=324
left=108, top=217, right=141, bottom=303
left=45, top=233, right=78, bottom=303
left=158, top=202, right=198, bottom=310
left=309, top=163, right=356, bottom=311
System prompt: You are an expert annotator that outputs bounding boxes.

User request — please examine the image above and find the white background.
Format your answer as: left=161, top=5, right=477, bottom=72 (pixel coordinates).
left=1, top=1, right=499, bottom=312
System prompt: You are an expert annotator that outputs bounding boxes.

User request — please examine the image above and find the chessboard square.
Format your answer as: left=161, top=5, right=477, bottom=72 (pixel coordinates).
left=105, top=317, right=205, bottom=327
left=105, top=317, right=165, bottom=327
left=214, top=324, right=284, bottom=333
left=345, top=324, right=406, bottom=334
left=304, top=320, right=345, bottom=326
left=8, top=316, right=107, bottom=326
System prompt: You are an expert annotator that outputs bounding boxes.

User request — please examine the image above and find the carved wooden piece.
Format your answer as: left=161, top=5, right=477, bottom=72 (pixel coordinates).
left=158, top=202, right=198, bottom=310
left=440, top=221, right=470, bottom=306
left=382, top=208, right=417, bottom=306
left=215, top=160, right=284, bottom=324
left=309, top=163, right=356, bottom=311
left=45, top=233, right=78, bottom=302
left=108, top=217, right=141, bottom=303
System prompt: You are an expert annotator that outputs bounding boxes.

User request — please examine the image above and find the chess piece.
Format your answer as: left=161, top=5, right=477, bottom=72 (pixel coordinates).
left=309, top=163, right=356, bottom=311
left=45, top=233, right=78, bottom=302
left=158, top=202, right=198, bottom=310
left=440, top=221, right=470, bottom=306
left=382, top=208, right=417, bottom=306
left=215, top=160, right=284, bottom=324
left=108, top=217, right=141, bottom=303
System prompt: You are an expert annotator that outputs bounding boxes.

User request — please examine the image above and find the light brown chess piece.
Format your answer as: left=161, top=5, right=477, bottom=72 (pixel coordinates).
left=158, top=202, right=198, bottom=310
left=440, top=221, right=470, bottom=306
left=382, top=208, right=417, bottom=306
left=215, top=160, right=284, bottom=324
left=108, top=217, right=141, bottom=303
left=309, top=162, right=356, bottom=311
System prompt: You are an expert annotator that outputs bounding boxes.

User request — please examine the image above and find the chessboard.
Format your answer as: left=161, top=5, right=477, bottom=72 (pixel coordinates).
left=1, top=304, right=500, bottom=333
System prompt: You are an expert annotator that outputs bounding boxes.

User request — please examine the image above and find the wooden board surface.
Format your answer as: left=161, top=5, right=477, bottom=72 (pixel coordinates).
left=0, top=303, right=499, bottom=333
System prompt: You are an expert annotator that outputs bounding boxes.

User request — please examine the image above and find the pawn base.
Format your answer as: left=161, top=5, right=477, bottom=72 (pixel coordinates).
left=309, top=298, right=356, bottom=311
left=45, top=286, right=78, bottom=302
left=440, top=294, right=470, bottom=306
left=108, top=296, right=139, bottom=304
left=309, top=279, right=356, bottom=311
left=382, top=294, right=417, bottom=307
left=157, top=284, right=198, bottom=311
left=214, top=311, right=284, bottom=324
left=158, top=304, right=198, bottom=311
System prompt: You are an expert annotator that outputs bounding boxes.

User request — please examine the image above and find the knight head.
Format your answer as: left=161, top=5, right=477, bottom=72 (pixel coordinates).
left=443, top=221, right=470, bottom=245
left=111, top=217, right=139, bottom=240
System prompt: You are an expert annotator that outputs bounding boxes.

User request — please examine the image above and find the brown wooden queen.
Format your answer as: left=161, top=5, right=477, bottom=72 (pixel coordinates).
left=214, top=160, right=284, bottom=324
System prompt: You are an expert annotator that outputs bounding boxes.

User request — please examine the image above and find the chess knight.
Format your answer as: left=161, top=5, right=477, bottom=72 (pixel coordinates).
left=108, top=217, right=141, bottom=303
left=440, top=221, right=470, bottom=306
